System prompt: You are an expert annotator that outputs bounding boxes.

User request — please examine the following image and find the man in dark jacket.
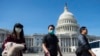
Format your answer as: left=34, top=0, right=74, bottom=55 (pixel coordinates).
left=42, top=24, right=62, bottom=56
left=76, top=26, right=96, bottom=56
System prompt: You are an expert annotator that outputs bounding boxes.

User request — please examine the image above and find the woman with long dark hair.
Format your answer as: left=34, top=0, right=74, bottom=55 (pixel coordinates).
left=2, top=23, right=27, bottom=56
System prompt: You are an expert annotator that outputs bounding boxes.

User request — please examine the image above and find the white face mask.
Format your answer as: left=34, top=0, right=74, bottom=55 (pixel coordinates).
left=15, top=28, right=22, bottom=33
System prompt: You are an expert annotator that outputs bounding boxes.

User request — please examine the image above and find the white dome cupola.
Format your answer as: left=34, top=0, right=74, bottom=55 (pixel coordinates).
left=56, top=5, right=79, bottom=35
left=59, top=5, right=73, bottom=20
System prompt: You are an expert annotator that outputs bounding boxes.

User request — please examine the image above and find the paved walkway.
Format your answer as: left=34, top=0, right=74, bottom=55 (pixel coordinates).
left=23, top=53, right=76, bottom=56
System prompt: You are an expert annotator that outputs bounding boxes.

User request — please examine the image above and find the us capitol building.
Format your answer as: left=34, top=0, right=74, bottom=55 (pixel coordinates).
left=0, top=5, right=100, bottom=53
left=55, top=5, right=100, bottom=52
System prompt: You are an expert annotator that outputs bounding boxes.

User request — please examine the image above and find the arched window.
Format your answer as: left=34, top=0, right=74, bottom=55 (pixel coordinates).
left=67, top=20, right=69, bottom=23
left=72, top=26, right=73, bottom=31
left=67, top=26, right=69, bottom=31
left=69, top=20, right=71, bottom=23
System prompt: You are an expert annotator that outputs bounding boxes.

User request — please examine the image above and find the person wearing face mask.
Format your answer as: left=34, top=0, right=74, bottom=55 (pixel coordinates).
left=42, top=24, right=62, bottom=56
left=76, top=26, right=96, bottom=56
left=2, top=23, right=27, bottom=56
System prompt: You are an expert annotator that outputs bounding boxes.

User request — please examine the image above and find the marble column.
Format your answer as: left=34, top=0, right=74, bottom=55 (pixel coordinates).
left=68, top=38, right=70, bottom=52
left=70, top=34, right=72, bottom=52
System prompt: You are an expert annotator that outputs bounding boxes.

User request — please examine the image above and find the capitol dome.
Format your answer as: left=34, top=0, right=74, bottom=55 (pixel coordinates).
left=59, top=6, right=73, bottom=20
left=56, top=5, right=79, bottom=35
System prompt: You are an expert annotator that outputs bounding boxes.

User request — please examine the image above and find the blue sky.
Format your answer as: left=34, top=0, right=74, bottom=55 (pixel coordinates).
left=0, top=0, right=100, bottom=36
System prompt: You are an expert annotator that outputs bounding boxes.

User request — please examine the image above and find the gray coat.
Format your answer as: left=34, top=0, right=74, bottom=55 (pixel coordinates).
left=76, top=34, right=91, bottom=56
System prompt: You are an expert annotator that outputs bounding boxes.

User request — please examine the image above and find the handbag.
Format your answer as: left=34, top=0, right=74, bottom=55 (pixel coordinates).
left=2, top=42, right=14, bottom=56
left=75, top=46, right=83, bottom=56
